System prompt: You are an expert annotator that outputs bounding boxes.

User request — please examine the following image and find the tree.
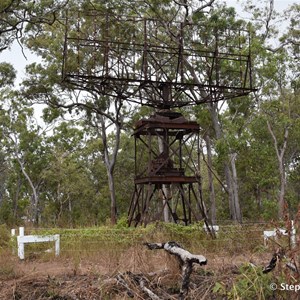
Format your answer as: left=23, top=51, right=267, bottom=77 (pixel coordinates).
left=0, top=0, right=68, bottom=58
left=0, top=88, right=46, bottom=223
left=3, top=0, right=297, bottom=226
left=20, top=0, right=138, bottom=224
left=242, top=1, right=300, bottom=219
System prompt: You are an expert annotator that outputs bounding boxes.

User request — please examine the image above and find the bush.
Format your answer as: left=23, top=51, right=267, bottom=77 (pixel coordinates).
left=0, top=224, right=10, bottom=249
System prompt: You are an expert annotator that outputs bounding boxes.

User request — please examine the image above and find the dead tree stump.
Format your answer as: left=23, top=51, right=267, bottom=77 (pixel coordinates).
left=144, top=241, right=207, bottom=299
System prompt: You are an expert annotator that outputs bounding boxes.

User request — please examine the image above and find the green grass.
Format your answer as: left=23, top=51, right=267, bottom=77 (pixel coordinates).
left=19, top=221, right=266, bottom=260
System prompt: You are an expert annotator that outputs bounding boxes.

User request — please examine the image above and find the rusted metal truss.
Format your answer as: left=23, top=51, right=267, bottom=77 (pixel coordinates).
left=127, top=110, right=208, bottom=226
left=62, top=11, right=255, bottom=108
left=128, top=182, right=207, bottom=226
left=133, top=111, right=199, bottom=183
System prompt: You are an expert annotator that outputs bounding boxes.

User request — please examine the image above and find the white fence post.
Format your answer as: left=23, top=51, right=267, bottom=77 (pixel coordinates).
left=291, top=220, right=296, bottom=249
left=203, top=224, right=220, bottom=236
left=19, top=226, right=24, bottom=237
left=17, top=227, right=25, bottom=260
left=54, top=234, right=60, bottom=257
left=263, top=221, right=297, bottom=248
left=15, top=227, right=60, bottom=260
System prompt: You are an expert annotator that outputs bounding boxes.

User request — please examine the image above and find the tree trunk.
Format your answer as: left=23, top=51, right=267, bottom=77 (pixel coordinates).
left=16, top=155, right=40, bottom=224
left=209, top=102, right=242, bottom=222
left=278, top=165, right=286, bottom=219
left=13, top=176, right=22, bottom=219
left=205, top=135, right=216, bottom=224
left=230, top=153, right=242, bottom=223
left=267, top=121, right=289, bottom=219
left=99, top=113, right=121, bottom=225
left=158, top=135, right=170, bottom=222
left=107, top=168, right=117, bottom=225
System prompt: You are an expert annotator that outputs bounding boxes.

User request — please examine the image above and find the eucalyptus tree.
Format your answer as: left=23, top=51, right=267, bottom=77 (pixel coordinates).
left=21, top=0, right=138, bottom=224
left=40, top=120, right=107, bottom=226
left=180, top=3, right=252, bottom=223
left=190, top=1, right=300, bottom=222
left=240, top=1, right=300, bottom=219
left=0, top=0, right=68, bottom=54
left=0, top=63, right=16, bottom=220
left=0, top=87, right=50, bottom=224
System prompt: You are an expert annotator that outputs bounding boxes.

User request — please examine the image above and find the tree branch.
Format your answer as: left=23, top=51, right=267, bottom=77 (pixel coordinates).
left=144, top=241, right=207, bottom=299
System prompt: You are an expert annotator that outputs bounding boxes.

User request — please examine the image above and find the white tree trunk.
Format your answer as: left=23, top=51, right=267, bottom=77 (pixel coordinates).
left=205, top=135, right=216, bottom=224
left=209, top=103, right=241, bottom=222
left=267, top=121, right=289, bottom=219
left=230, top=153, right=242, bottom=223
left=99, top=114, right=121, bottom=225
left=16, top=155, right=39, bottom=223
left=158, top=135, right=170, bottom=222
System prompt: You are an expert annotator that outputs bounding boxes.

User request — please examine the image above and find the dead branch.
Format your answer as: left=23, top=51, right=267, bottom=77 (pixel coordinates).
left=104, top=271, right=163, bottom=299
left=144, top=241, right=207, bottom=299
left=262, top=253, right=278, bottom=274
left=262, top=250, right=299, bottom=274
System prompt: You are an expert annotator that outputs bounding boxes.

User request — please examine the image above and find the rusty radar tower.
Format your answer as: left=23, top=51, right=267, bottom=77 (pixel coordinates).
left=62, top=10, right=255, bottom=226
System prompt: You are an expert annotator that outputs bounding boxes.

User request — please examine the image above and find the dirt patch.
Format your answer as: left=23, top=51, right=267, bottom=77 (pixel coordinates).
left=0, top=252, right=271, bottom=299
left=0, top=274, right=101, bottom=300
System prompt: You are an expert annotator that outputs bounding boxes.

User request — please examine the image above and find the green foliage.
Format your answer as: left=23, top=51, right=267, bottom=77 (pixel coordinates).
left=213, top=262, right=293, bottom=300
left=0, top=201, right=14, bottom=225
left=230, top=264, right=274, bottom=300
left=261, top=199, right=279, bottom=221
left=0, top=224, right=10, bottom=248
left=0, top=0, right=299, bottom=225
left=0, top=63, right=16, bottom=87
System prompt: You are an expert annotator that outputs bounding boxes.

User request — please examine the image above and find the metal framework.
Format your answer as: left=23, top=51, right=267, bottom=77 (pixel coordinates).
left=128, top=110, right=206, bottom=226
left=62, top=11, right=254, bottom=108
left=61, top=10, right=256, bottom=226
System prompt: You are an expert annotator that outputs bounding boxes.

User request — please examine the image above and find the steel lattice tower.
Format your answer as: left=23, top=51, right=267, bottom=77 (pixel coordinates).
left=62, top=10, right=256, bottom=226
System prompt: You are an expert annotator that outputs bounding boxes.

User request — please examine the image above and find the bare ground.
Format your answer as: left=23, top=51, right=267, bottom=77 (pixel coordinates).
left=0, top=251, right=271, bottom=300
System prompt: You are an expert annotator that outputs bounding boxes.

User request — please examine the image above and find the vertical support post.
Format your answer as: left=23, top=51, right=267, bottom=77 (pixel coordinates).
left=179, top=22, right=184, bottom=81
left=214, top=29, right=219, bottom=87
left=248, top=26, right=253, bottom=90
left=19, top=226, right=24, bottom=237
left=179, top=184, right=188, bottom=225
left=291, top=220, right=296, bottom=249
left=188, top=184, right=192, bottom=223
left=148, top=130, right=151, bottom=174
left=11, top=229, right=16, bottom=254
left=18, top=227, right=25, bottom=260
left=55, top=234, right=60, bottom=257
left=134, top=135, right=137, bottom=176
left=179, top=136, right=183, bottom=170
left=76, top=11, right=80, bottom=77
left=143, top=18, right=147, bottom=80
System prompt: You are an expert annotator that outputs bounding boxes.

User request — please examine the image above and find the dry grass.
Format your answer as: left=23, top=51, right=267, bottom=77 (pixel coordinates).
left=0, top=249, right=23, bottom=281
left=1, top=222, right=299, bottom=299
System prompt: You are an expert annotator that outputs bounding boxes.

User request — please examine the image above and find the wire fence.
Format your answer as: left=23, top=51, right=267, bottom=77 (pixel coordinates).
left=10, top=221, right=297, bottom=261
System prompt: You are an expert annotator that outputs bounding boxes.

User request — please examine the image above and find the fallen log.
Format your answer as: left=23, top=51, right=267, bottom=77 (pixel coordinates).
left=144, top=241, right=207, bottom=299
